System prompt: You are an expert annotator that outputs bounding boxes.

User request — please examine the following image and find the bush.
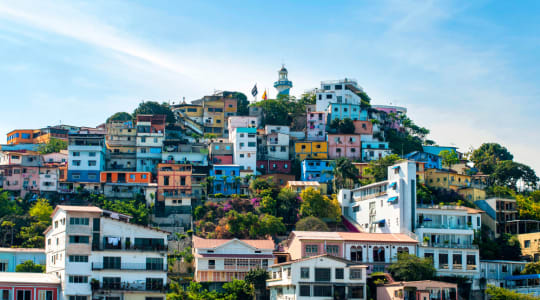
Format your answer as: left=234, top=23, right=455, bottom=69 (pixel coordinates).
left=295, top=216, right=329, bottom=231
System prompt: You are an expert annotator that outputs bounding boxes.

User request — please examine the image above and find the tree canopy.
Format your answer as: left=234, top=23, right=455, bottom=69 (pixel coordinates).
left=365, top=154, right=401, bottom=182
left=329, top=118, right=355, bottom=134
left=387, top=253, right=436, bottom=281
left=133, top=101, right=176, bottom=124
left=440, top=150, right=459, bottom=170
left=299, top=188, right=341, bottom=222
left=522, top=261, right=540, bottom=275
left=330, top=157, right=359, bottom=190
left=232, top=92, right=249, bottom=116
left=486, top=285, right=539, bottom=300
left=16, top=260, right=45, bottom=272
left=106, top=112, right=132, bottom=123
left=470, top=143, right=514, bottom=175
left=37, top=138, right=67, bottom=154
left=295, top=216, right=329, bottom=231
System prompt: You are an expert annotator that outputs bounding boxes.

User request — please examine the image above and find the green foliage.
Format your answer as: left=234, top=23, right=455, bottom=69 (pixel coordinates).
left=329, top=118, right=355, bottom=134
left=133, top=101, right=176, bottom=124
left=96, top=198, right=151, bottom=225
left=245, top=268, right=269, bottom=299
left=15, top=260, right=45, bottom=272
left=252, top=99, right=291, bottom=126
left=329, top=157, right=359, bottom=190
left=516, top=191, right=540, bottom=221
left=416, top=183, right=434, bottom=204
left=276, top=188, right=301, bottom=226
left=440, top=150, right=459, bottom=169
left=29, top=198, right=53, bottom=222
left=18, top=198, right=53, bottom=248
left=470, top=143, right=514, bottom=175
left=402, top=116, right=430, bottom=140
left=37, top=138, right=67, bottom=154
left=222, top=279, right=254, bottom=299
left=0, top=190, right=23, bottom=218
left=299, top=188, right=341, bottom=222
left=386, top=253, right=436, bottom=281
left=486, top=185, right=515, bottom=197
left=478, top=227, right=521, bottom=260
left=295, top=216, right=329, bottom=231
left=365, top=154, right=401, bottom=181
left=385, top=128, right=423, bottom=155
left=486, top=284, right=539, bottom=300
left=492, top=160, right=539, bottom=190
left=107, top=112, right=132, bottom=123
left=522, top=261, right=540, bottom=275
left=232, top=92, right=250, bottom=116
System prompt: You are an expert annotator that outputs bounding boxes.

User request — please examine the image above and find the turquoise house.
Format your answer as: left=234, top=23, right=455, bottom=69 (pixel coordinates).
left=0, top=248, right=46, bottom=272
left=328, top=103, right=368, bottom=122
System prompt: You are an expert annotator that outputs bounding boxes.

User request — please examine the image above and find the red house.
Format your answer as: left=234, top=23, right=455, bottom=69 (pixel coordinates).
left=257, top=160, right=292, bottom=175
left=0, top=273, right=60, bottom=300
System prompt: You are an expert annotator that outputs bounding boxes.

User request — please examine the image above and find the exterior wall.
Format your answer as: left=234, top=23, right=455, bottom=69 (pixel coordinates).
left=227, top=117, right=257, bottom=135
left=6, top=129, right=39, bottom=145
left=301, top=160, right=333, bottom=183
left=156, top=164, right=192, bottom=202
left=315, top=79, right=362, bottom=111
left=458, top=188, right=486, bottom=202
left=306, top=112, right=327, bottom=141
left=517, top=233, right=540, bottom=261
left=294, top=141, right=328, bottom=160
left=327, top=134, right=361, bottom=160
left=257, top=160, right=292, bottom=175
left=0, top=249, right=46, bottom=272
left=403, top=151, right=442, bottom=169
left=353, top=120, right=373, bottom=135
left=39, top=168, right=58, bottom=192
left=258, top=174, right=296, bottom=187
left=425, top=169, right=474, bottom=191
left=100, top=171, right=151, bottom=184
left=265, top=133, right=289, bottom=160
left=361, top=140, right=391, bottom=161
left=328, top=103, right=367, bottom=122
left=212, top=155, right=233, bottom=165
left=210, top=165, right=242, bottom=195
left=477, top=260, right=527, bottom=288
left=231, top=128, right=257, bottom=172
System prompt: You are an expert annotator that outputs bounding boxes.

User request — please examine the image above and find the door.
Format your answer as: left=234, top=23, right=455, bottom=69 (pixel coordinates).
left=333, top=286, right=346, bottom=300
left=16, top=290, right=31, bottom=300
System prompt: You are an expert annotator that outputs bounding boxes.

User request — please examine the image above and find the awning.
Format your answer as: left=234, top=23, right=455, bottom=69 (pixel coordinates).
left=387, top=196, right=398, bottom=202
left=376, top=219, right=386, bottom=224
left=392, top=166, right=400, bottom=169
left=424, top=217, right=432, bottom=222
left=389, top=182, right=397, bottom=188
left=504, top=274, right=540, bottom=280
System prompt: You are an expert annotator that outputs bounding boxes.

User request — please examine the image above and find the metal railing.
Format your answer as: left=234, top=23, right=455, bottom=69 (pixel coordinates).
left=92, top=262, right=166, bottom=271
left=97, top=281, right=165, bottom=292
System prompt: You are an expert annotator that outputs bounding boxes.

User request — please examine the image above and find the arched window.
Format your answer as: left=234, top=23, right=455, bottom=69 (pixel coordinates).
left=373, top=247, right=385, bottom=262
left=397, top=247, right=409, bottom=255
left=351, top=246, right=363, bottom=262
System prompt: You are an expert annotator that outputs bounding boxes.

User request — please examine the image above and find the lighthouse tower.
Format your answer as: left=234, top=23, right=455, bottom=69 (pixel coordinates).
left=273, top=65, right=293, bottom=97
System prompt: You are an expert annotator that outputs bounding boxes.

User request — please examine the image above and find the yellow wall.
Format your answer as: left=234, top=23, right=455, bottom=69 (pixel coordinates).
left=458, top=188, right=486, bottom=201
left=177, top=105, right=203, bottom=118
left=425, top=169, right=473, bottom=190
left=517, top=233, right=540, bottom=261
left=294, top=141, right=328, bottom=160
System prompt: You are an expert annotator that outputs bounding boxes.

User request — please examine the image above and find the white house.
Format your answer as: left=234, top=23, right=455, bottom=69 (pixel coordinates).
left=227, top=116, right=257, bottom=134
left=192, top=236, right=274, bottom=290
left=267, top=254, right=367, bottom=300
left=230, top=127, right=257, bottom=172
left=45, top=205, right=169, bottom=300
left=315, top=79, right=363, bottom=112
left=476, top=260, right=527, bottom=289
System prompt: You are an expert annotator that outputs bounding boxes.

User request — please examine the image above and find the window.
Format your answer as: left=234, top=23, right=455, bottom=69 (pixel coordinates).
left=350, top=246, right=363, bottom=262
left=0, top=261, right=7, bottom=272
left=299, top=285, right=311, bottom=296
left=69, top=296, right=87, bottom=300
left=335, top=268, right=344, bottom=279
left=525, top=240, right=531, bottom=248
left=313, top=285, right=332, bottom=296
left=37, top=291, right=52, bottom=300
left=350, top=287, right=364, bottom=298
left=350, top=269, right=363, bottom=279
left=326, top=94, right=332, bottom=99
left=353, top=206, right=360, bottom=212
left=305, top=245, right=318, bottom=256
left=146, top=278, right=163, bottom=290
left=326, top=245, right=339, bottom=255
left=72, top=160, right=81, bottom=166
left=300, top=267, right=309, bottom=279
left=89, top=152, right=96, bottom=157
left=88, top=160, right=97, bottom=166
left=69, top=235, right=89, bottom=244
left=439, top=253, right=449, bottom=269
left=103, top=277, right=120, bottom=289
left=69, top=255, right=88, bottom=262
left=239, top=154, right=245, bottom=158
left=103, top=256, right=121, bottom=269
left=146, top=257, right=163, bottom=270
left=315, top=268, right=331, bottom=281
left=68, top=275, right=88, bottom=283
left=73, top=152, right=80, bottom=156
left=16, top=290, right=31, bottom=300
left=373, top=247, right=385, bottom=262
left=70, top=218, right=89, bottom=225
left=209, top=260, right=215, bottom=269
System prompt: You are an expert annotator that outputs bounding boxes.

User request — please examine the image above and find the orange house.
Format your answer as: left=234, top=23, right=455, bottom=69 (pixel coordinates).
left=157, top=163, right=192, bottom=201
left=100, top=171, right=152, bottom=184
left=6, top=129, right=38, bottom=144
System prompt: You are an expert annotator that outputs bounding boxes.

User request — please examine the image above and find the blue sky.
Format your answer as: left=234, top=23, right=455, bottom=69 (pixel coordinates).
left=0, top=0, right=539, bottom=173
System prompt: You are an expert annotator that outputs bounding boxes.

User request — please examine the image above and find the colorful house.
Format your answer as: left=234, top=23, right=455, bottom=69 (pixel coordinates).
left=294, top=141, right=328, bottom=160
left=100, top=171, right=153, bottom=200
left=353, top=120, right=373, bottom=135
left=105, top=120, right=137, bottom=171
left=301, top=160, right=333, bottom=183
left=136, top=114, right=165, bottom=174
left=361, top=140, right=391, bottom=161
left=306, top=111, right=327, bottom=141
left=422, top=145, right=459, bottom=158
left=209, top=142, right=233, bottom=165
left=403, top=151, right=442, bottom=169
left=328, top=103, right=367, bottom=122
left=0, top=273, right=60, bottom=300
left=286, top=181, right=327, bottom=195
left=155, top=163, right=192, bottom=217
left=377, top=280, right=458, bottom=300
left=0, top=248, right=45, bottom=272
left=257, top=160, right=292, bottom=175
left=67, top=131, right=106, bottom=184
left=210, top=165, right=242, bottom=195
left=327, top=134, right=361, bottom=160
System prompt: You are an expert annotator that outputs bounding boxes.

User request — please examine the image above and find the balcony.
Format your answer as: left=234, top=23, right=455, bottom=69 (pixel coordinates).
left=92, top=243, right=167, bottom=252
left=423, top=242, right=478, bottom=249
left=416, top=223, right=472, bottom=230
left=94, top=281, right=165, bottom=292
left=92, top=262, right=166, bottom=271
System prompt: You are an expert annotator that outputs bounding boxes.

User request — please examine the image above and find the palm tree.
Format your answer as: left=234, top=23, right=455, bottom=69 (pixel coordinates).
left=206, top=176, right=215, bottom=195
left=328, top=158, right=360, bottom=191
left=233, top=176, right=242, bottom=194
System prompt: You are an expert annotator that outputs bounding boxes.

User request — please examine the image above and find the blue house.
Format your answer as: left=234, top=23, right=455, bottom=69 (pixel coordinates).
left=328, top=103, right=368, bottom=123
left=422, top=145, right=458, bottom=157
left=403, top=151, right=442, bottom=169
left=0, top=248, right=46, bottom=272
left=301, top=160, right=334, bottom=183
left=210, top=165, right=242, bottom=195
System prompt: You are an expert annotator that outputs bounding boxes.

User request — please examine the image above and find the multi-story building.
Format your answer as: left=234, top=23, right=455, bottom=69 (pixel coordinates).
left=353, top=120, right=373, bottom=135
left=306, top=111, right=327, bottom=141
left=0, top=273, right=61, bottom=300
left=67, top=130, right=106, bottom=192
left=0, top=247, right=46, bottom=272
left=106, top=120, right=137, bottom=171
left=192, top=236, right=274, bottom=290
left=361, top=139, right=391, bottom=161
left=173, top=103, right=204, bottom=124
left=260, top=126, right=289, bottom=161
left=227, top=116, right=257, bottom=135
left=377, top=280, right=458, bottom=300
left=403, top=151, right=442, bottom=170
left=371, top=105, right=407, bottom=131
left=162, top=141, right=209, bottom=167
left=474, top=197, right=519, bottom=237
left=315, top=79, right=363, bottom=112
left=155, top=163, right=192, bottom=220
left=231, top=127, right=257, bottom=172
left=192, top=91, right=240, bottom=136
left=294, top=141, right=328, bottom=160
left=209, top=142, right=234, bottom=165
left=267, top=254, right=367, bottom=300
left=45, top=205, right=168, bottom=300
left=285, top=231, right=417, bottom=274
left=0, top=151, right=42, bottom=197
left=327, top=134, right=361, bottom=160
left=100, top=171, right=153, bottom=201
left=210, top=165, right=242, bottom=195
left=257, top=160, right=292, bottom=175
left=6, top=127, right=69, bottom=145
left=135, top=115, right=165, bottom=174
left=517, top=233, right=540, bottom=262
left=301, top=160, right=333, bottom=183
left=328, top=103, right=367, bottom=122
left=477, top=260, right=527, bottom=289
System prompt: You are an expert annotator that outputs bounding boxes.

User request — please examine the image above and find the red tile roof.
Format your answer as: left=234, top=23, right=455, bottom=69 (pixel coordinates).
left=192, top=236, right=274, bottom=250
left=338, top=232, right=418, bottom=244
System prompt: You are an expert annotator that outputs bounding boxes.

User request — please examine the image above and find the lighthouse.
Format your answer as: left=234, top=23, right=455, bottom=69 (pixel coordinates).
left=273, top=65, right=293, bottom=97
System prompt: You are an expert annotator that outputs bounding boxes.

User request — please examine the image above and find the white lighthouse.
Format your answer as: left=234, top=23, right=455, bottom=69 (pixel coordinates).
left=273, top=65, right=293, bottom=97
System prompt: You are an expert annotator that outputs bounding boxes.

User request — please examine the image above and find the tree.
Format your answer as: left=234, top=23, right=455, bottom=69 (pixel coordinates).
left=492, top=161, right=539, bottom=190
left=37, top=138, right=67, bottom=154
left=486, top=285, right=539, bottom=300
left=522, top=261, right=540, bottom=275
left=98, top=198, right=151, bottom=225
left=329, top=118, right=355, bottom=134
left=516, top=191, right=540, bottom=221
left=29, top=198, right=53, bottom=222
left=330, top=158, right=359, bottom=190
left=232, top=92, right=250, bottom=116
left=387, top=253, right=436, bottom=281
left=365, top=154, right=401, bottom=181
left=106, top=112, right=132, bottom=123
left=15, top=260, right=45, bottom=272
left=252, top=99, right=290, bottom=126
left=295, top=216, right=329, bottom=231
left=133, top=101, right=176, bottom=124
left=1, top=221, right=15, bottom=246
left=470, top=143, right=514, bottom=175
left=299, top=188, right=341, bottom=222
left=440, top=150, right=459, bottom=170
left=276, top=188, right=301, bottom=226
left=245, top=268, right=269, bottom=300
left=0, top=190, right=23, bottom=218
left=222, top=279, right=254, bottom=299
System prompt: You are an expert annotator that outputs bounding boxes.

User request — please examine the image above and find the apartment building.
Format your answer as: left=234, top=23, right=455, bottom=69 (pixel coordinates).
left=306, top=111, right=327, bottom=141
left=210, top=165, right=242, bottom=195
left=267, top=254, right=367, bottom=300
left=209, top=142, right=233, bottom=165
left=475, top=197, right=519, bottom=237
left=155, top=163, right=192, bottom=219
left=45, top=205, right=168, bottom=300
left=0, top=151, right=42, bottom=197
left=257, top=160, right=291, bottom=175
left=106, top=121, right=137, bottom=171
left=162, top=142, right=208, bottom=167
left=517, top=232, right=540, bottom=262
left=301, top=160, right=333, bottom=183
left=361, top=139, right=391, bottom=161
left=315, top=79, right=363, bottom=111
left=231, top=127, right=257, bottom=172
left=328, top=103, right=367, bottom=122
left=135, top=115, right=165, bottom=174
left=294, top=141, right=328, bottom=160
left=192, top=236, right=274, bottom=290
left=100, top=171, right=153, bottom=202
left=67, top=130, right=106, bottom=193
left=327, top=134, right=361, bottom=160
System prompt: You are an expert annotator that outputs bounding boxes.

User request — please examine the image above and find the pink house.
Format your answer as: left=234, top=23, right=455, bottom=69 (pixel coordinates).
left=285, top=231, right=418, bottom=274
left=353, top=120, right=373, bottom=135
left=327, top=134, right=361, bottom=160
left=306, top=111, right=327, bottom=141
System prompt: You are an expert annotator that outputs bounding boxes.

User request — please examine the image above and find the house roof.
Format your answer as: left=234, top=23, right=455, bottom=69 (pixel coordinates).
left=290, top=231, right=342, bottom=240
left=0, top=247, right=45, bottom=253
left=271, top=254, right=368, bottom=268
left=286, top=181, right=320, bottom=187
left=192, top=236, right=275, bottom=250
left=0, top=272, right=60, bottom=284
left=51, top=205, right=103, bottom=217
left=338, top=232, right=418, bottom=244
left=383, top=280, right=457, bottom=289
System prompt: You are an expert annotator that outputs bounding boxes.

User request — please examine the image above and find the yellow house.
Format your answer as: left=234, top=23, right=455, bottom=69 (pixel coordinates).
left=425, top=169, right=473, bottom=191
left=202, top=99, right=225, bottom=136
left=286, top=181, right=328, bottom=195
left=294, top=141, right=328, bottom=160
left=517, top=232, right=540, bottom=261
left=174, top=104, right=203, bottom=119
left=458, top=187, right=486, bottom=202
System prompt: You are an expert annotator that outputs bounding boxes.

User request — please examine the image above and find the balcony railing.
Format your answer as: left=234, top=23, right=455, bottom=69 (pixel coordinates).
left=416, top=223, right=472, bottom=230
left=424, top=242, right=478, bottom=249
left=92, top=262, right=166, bottom=271
left=96, top=282, right=164, bottom=292
left=92, top=244, right=167, bottom=252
